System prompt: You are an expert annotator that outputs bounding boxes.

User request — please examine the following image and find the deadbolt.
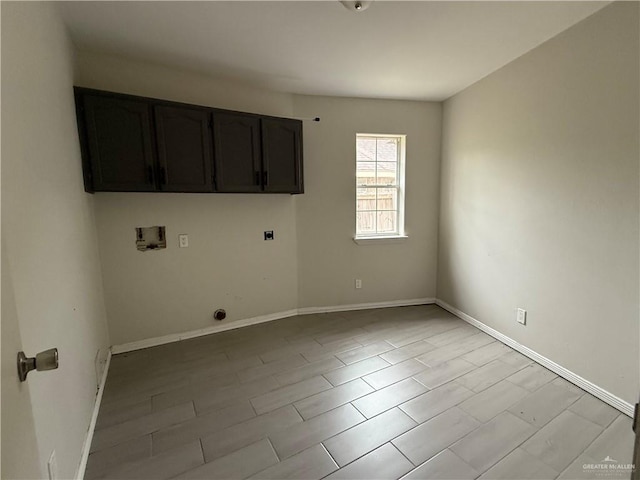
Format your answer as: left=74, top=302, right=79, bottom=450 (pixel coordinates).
left=17, top=348, right=59, bottom=382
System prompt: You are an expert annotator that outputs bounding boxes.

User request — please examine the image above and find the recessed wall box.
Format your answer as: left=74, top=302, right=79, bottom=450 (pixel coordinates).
left=136, top=226, right=167, bottom=251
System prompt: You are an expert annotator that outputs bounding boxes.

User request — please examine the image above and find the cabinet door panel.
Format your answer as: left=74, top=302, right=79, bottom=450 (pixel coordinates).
left=261, top=118, right=303, bottom=194
left=212, top=112, right=262, bottom=193
left=83, top=95, right=155, bottom=191
left=155, top=106, right=213, bottom=192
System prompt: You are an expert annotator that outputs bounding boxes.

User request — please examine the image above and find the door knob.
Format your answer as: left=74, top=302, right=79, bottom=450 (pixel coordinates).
left=17, top=348, right=58, bottom=382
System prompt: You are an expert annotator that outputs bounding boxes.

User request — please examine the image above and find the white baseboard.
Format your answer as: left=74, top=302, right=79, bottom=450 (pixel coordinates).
left=298, top=298, right=436, bottom=315
left=75, top=349, right=112, bottom=480
left=112, top=309, right=299, bottom=354
left=112, top=298, right=436, bottom=354
left=435, top=299, right=634, bottom=418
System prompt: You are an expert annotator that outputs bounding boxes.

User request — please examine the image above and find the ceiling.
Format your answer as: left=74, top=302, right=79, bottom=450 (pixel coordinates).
left=58, top=1, right=608, bottom=101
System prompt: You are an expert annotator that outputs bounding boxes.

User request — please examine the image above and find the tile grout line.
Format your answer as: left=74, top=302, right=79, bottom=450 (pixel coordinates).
left=390, top=441, right=419, bottom=468
left=265, top=437, right=281, bottom=462
left=318, top=442, right=340, bottom=477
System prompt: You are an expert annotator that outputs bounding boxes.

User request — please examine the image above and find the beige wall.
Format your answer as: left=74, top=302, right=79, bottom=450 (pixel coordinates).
left=76, top=53, right=300, bottom=345
left=1, top=3, right=110, bottom=478
left=294, top=95, right=441, bottom=308
left=93, top=193, right=298, bottom=345
left=77, top=53, right=442, bottom=345
left=438, top=2, right=639, bottom=404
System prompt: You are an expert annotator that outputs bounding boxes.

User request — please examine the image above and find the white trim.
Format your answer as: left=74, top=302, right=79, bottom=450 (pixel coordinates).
left=111, top=299, right=436, bottom=354
left=111, top=309, right=299, bottom=354
left=355, top=133, right=406, bottom=238
left=353, top=235, right=408, bottom=245
left=75, top=349, right=112, bottom=480
left=298, top=298, right=435, bottom=314
left=435, top=299, right=634, bottom=418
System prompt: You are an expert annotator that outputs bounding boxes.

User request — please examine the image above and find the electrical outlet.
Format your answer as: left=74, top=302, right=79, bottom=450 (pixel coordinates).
left=178, top=234, right=189, bottom=248
left=517, top=308, right=527, bottom=325
left=355, top=279, right=362, bottom=289
left=47, top=450, right=58, bottom=480
left=264, top=231, right=274, bottom=241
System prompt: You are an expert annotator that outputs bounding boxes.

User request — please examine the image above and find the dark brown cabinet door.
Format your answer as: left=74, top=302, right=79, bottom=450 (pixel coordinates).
left=261, top=118, right=303, bottom=194
left=83, top=95, right=156, bottom=191
left=154, top=106, right=213, bottom=192
left=212, top=112, right=262, bottom=193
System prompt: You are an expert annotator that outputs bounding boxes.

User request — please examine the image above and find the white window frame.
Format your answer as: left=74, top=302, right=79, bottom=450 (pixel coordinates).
left=354, top=133, right=407, bottom=244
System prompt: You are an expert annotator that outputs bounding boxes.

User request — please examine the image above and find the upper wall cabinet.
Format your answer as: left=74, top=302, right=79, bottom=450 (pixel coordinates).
left=262, top=118, right=304, bottom=194
left=80, top=95, right=156, bottom=192
left=154, top=105, right=213, bottom=192
left=74, top=87, right=303, bottom=194
left=212, top=112, right=262, bottom=193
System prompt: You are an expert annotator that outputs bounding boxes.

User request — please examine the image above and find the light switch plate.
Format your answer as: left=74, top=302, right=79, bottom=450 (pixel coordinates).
left=517, top=308, right=527, bottom=325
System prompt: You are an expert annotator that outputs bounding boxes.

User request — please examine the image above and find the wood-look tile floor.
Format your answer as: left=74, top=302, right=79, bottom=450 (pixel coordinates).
left=86, top=305, right=634, bottom=480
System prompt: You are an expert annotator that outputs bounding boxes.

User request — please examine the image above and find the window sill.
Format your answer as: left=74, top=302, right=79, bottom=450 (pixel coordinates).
left=353, top=235, right=408, bottom=246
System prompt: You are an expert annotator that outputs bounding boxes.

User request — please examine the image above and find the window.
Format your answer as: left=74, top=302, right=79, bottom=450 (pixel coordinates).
left=356, top=134, right=406, bottom=239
